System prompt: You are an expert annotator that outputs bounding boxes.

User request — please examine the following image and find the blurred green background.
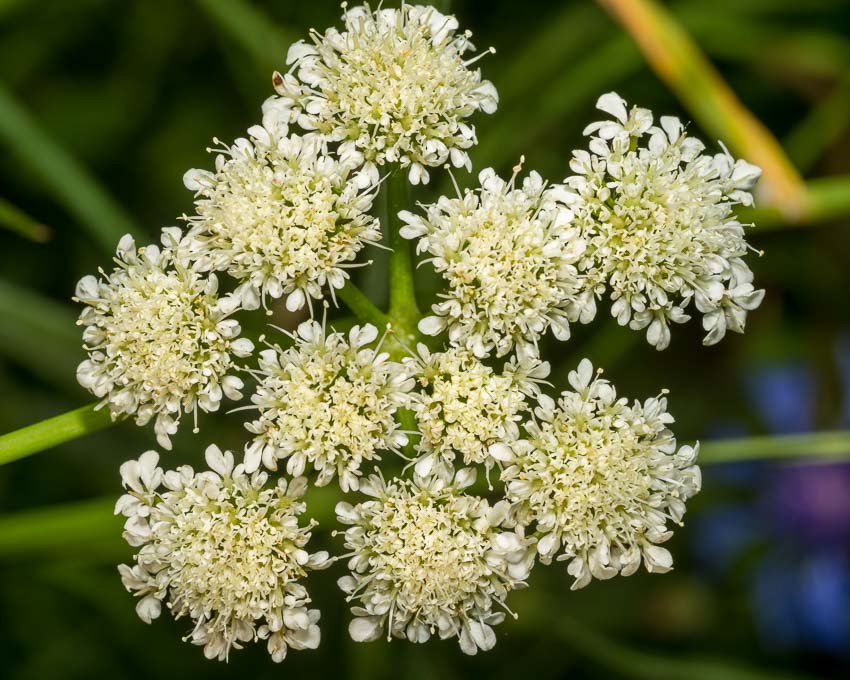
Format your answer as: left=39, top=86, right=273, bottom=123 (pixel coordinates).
left=1, top=0, right=850, bottom=678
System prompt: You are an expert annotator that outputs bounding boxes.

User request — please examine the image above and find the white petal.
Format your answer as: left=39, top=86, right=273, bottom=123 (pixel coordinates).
left=488, top=443, right=514, bottom=462
left=205, top=444, right=233, bottom=476
left=596, top=92, right=628, bottom=123
left=349, top=616, right=383, bottom=642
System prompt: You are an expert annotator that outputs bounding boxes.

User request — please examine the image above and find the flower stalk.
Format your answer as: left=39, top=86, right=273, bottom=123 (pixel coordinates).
left=0, top=403, right=114, bottom=465
left=334, top=281, right=391, bottom=330
left=386, top=168, right=420, bottom=343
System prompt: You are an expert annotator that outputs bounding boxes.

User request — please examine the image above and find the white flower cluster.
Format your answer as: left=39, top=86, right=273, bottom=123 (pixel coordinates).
left=502, top=359, right=701, bottom=590
left=75, top=231, right=253, bottom=449
left=565, top=92, right=765, bottom=349
left=183, top=128, right=381, bottom=313
left=71, top=3, right=748, bottom=664
left=270, top=3, right=498, bottom=184
left=404, top=344, right=549, bottom=481
left=244, top=321, right=414, bottom=491
left=116, top=447, right=331, bottom=662
left=336, top=470, right=535, bottom=654
left=401, top=166, right=588, bottom=358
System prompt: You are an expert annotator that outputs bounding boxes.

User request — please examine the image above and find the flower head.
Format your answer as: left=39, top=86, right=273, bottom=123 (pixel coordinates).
left=336, top=469, right=535, bottom=654
left=271, top=3, right=498, bottom=184
left=502, top=359, right=701, bottom=589
left=115, top=446, right=331, bottom=662
left=405, top=344, right=549, bottom=481
left=402, top=166, right=588, bottom=358
left=565, top=92, right=764, bottom=349
left=244, top=321, right=414, bottom=491
left=183, top=127, right=380, bottom=312
left=74, top=231, right=253, bottom=449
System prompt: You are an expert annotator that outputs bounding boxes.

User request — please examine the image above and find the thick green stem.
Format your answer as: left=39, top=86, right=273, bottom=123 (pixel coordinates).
left=0, top=403, right=115, bottom=465
left=335, top=280, right=390, bottom=330
left=385, top=169, right=420, bottom=342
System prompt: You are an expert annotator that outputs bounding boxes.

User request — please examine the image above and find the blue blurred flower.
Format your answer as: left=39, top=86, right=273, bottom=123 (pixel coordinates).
left=693, top=356, right=850, bottom=656
left=762, top=463, right=850, bottom=547
left=745, top=362, right=815, bottom=435
left=753, top=551, right=850, bottom=656
left=690, top=506, right=759, bottom=575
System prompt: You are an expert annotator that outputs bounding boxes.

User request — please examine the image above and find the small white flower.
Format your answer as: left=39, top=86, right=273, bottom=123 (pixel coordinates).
left=244, top=321, right=415, bottom=491
left=271, top=3, right=497, bottom=184
left=402, top=166, right=589, bottom=358
left=184, top=128, right=381, bottom=312
left=565, top=91, right=765, bottom=350
left=337, top=469, right=535, bottom=654
left=115, top=446, right=331, bottom=662
left=404, top=344, right=549, bottom=481
left=502, top=358, right=701, bottom=589
left=74, top=231, right=253, bottom=449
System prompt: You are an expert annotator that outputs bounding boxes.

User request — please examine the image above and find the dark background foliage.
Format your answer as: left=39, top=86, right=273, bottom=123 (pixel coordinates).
left=1, top=1, right=849, bottom=678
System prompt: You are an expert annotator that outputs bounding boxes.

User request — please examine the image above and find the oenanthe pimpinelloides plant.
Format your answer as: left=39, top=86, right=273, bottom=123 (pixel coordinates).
left=74, top=2, right=762, bottom=662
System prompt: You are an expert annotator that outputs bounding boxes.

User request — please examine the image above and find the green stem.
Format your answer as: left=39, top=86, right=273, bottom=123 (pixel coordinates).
left=0, top=480, right=344, bottom=559
left=335, top=281, right=390, bottom=331
left=0, top=278, right=81, bottom=390
left=0, top=403, right=115, bottom=465
left=743, top=174, right=850, bottom=230
left=385, top=169, right=420, bottom=342
left=698, top=430, right=850, bottom=464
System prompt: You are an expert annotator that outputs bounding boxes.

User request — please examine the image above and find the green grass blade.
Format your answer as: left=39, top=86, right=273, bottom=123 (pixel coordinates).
left=0, top=483, right=341, bottom=559
left=0, top=403, right=115, bottom=465
left=597, top=0, right=807, bottom=218
left=679, top=9, right=850, bottom=81
left=0, top=197, right=50, bottom=242
left=784, top=76, right=850, bottom=173
left=0, top=497, right=120, bottom=558
left=0, top=84, right=136, bottom=252
left=0, top=278, right=81, bottom=389
left=194, top=0, right=294, bottom=72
